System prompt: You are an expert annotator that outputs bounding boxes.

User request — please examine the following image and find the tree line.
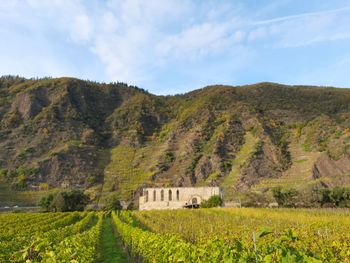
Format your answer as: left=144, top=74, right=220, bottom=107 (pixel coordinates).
left=272, top=186, right=350, bottom=208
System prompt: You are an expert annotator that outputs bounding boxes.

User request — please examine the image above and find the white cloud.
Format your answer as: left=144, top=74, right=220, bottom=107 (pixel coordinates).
left=101, top=12, right=119, bottom=33
left=70, top=14, right=92, bottom=43
left=278, top=12, right=350, bottom=47
left=0, top=1, right=252, bottom=85
left=86, top=0, right=195, bottom=83
left=252, top=5, right=350, bottom=26
left=247, top=6, right=350, bottom=47
left=0, top=1, right=18, bottom=11
left=247, top=27, right=267, bottom=42
left=2, top=0, right=350, bottom=93
left=91, top=32, right=147, bottom=83
left=77, top=0, right=248, bottom=84
left=156, top=22, right=236, bottom=60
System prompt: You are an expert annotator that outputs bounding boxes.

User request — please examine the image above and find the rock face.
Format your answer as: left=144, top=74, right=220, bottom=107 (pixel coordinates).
left=1, top=76, right=350, bottom=203
left=313, top=154, right=350, bottom=186
left=12, top=88, right=50, bottom=120
left=238, top=137, right=283, bottom=189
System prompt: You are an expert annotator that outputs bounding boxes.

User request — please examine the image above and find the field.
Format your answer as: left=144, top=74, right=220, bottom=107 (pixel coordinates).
left=0, top=212, right=106, bottom=262
left=0, top=209, right=349, bottom=262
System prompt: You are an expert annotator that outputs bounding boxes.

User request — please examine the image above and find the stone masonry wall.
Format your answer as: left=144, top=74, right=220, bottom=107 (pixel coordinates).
left=139, top=187, right=221, bottom=210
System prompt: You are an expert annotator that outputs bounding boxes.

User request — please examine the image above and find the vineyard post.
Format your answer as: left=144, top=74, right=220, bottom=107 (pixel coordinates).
left=253, top=231, right=258, bottom=263
left=191, top=215, right=194, bottom=241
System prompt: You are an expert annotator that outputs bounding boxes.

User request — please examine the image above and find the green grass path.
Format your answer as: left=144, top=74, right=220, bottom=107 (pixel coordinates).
left=98, top=215, right=130, bottom=263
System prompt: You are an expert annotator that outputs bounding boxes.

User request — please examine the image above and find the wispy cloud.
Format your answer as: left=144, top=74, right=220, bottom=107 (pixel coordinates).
left=81, top=0, right=195, bottom=83
left=252, top=5, right=350, bottom=26
left=247, top=5, right=350, bottom=47
left=1, top=1, right=350, bottom=93
left=70, top=14, right=92, bottom=43
left=156, top=22, right=244, bottom=60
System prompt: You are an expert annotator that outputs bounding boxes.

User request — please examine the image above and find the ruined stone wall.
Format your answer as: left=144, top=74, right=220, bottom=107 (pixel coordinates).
left=139, top=187, right=221, bottom=210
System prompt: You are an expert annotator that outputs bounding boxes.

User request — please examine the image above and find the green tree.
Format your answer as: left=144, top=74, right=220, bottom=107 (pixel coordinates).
left=272, top=187, right=299, bottom=208
left=63, top=190, right=90, bottom=211
left=104, top=195, right=122, bottom=211
left=317, top=188, right=332, bottom=206
left=39, top=190, right=90, bottom=212
left=201, top=195, right=222, bottom=208
left=127, top=201, right=137, bottom=210
left=51, top=192, right=66, bottom=212
left=316, top=187, right=350, bottom=208
left=329, top=187, right=350, bottom=207
left=39, top=193, right=54, bottom=212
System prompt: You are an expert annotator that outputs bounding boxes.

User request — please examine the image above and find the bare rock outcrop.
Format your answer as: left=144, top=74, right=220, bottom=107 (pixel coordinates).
left=313, top=154, right=350, bottom=178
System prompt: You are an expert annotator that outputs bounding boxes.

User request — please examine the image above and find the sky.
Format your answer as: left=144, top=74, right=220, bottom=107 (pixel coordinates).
left=1, top=0, right=350, bottom=95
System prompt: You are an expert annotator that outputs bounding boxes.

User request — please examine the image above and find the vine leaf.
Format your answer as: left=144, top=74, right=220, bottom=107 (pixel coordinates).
left=258, top=228, right=273, bottom=238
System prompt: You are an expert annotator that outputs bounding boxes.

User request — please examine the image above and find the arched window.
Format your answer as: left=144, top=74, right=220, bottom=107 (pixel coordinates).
left=176, top=189, right=180, bottom=201
left=169, top=190, right=172, bottom=201
left=145, top=191, right=148, bottom=202
left=161, top=190, right=164, bottom=201
left=153, top=190, right=156, bottom=201
left=192, top=197, right=197, bottom=204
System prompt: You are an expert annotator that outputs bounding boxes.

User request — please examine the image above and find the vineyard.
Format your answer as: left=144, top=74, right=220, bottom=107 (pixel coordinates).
left=0, top=208, right=349, bottom=262
left=0, top=212, right=104, bottom=262
left=113, top=208, right=350, bottom=262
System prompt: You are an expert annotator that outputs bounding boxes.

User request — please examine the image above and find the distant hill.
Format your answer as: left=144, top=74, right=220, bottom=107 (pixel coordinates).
left=1, top=76, right=350, bottom=206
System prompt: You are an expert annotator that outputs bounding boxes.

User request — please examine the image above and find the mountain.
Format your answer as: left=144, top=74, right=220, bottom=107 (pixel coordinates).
left=1, top=75, right=350, bottom=206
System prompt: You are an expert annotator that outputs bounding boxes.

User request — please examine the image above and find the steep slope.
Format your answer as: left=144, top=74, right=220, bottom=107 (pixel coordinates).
left=1, top=76, right=350, bottom=205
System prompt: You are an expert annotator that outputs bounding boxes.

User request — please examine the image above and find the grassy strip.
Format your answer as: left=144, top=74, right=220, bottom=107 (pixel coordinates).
left=97, top=215, right=130, bottom=263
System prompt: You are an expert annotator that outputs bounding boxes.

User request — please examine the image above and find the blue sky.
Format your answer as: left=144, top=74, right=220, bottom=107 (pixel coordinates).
left=1, top=0, right=350, bottom=95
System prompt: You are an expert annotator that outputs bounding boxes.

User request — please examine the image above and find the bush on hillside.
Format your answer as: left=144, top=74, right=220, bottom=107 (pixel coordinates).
left=240, top=192, right=271, bottom=207
left=39, top=193, right=55, bottom=211
left=272, top=187, right=299, bottom=208
left=39, top=190, right=90, bottom=212
left=201, top=195, right=222, bottom=208
left=127, top=201, right=137, bottom=210
left=104, top=194, right=122, bottom=211
left=318, top=187, right=350, bottom=208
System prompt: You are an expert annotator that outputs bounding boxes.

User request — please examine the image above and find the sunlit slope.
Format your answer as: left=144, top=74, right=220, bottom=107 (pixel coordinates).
left=2, top=76, right=350, bottom=204
left=253, top=130, right=322, bottom=190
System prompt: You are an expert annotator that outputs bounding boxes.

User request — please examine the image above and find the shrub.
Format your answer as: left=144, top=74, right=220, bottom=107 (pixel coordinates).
left=317, top=187, right=350, bottom=208
left=201, top=195, right=222, bottom=208
left=39, top=190, right=90, bottom=212
left=11, top=174, right=27, bottom=190
left=104, top=194, right=122, bottom=211
left=127, top=201, right=137, bottom=210
left=240, top=192, right=270, bottom=207
left=0, top=168, right=7, bottom=177
left=158, top=151, right=175, bottom=172
left=272, top=187, right=299, bottom=208
left=39, top=193, right=54, bottom=212
left=87, top=175, right=96, bottom=184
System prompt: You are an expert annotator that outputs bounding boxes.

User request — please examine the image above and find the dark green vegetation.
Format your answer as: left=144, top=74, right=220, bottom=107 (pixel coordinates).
left=39, top=190, right=89, bottom=212
left=1, top=75, right=350, bottom=207
left=103, top=194, right=122, bottom=211
left=201, top=195, right=222, bottom=208
left=318, top=187, right=350, bottom=207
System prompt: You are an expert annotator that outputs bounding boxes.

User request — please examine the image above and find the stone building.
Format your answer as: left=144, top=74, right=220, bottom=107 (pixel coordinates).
left=139, top=186, right=222, bottom=210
